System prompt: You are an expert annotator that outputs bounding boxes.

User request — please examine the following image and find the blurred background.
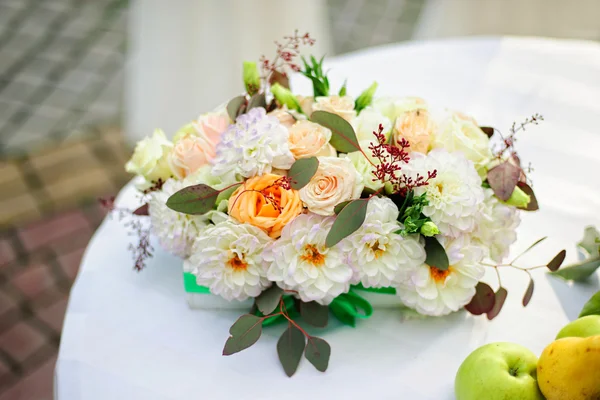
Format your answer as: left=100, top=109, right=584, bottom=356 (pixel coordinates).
left=0, top=0, right=598, bottom=398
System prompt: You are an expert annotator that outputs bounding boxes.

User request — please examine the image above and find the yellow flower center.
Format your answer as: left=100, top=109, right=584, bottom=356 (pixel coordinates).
left=430, top=266, right=452, bottom=283
left=227, top=254, right=248, bottom=271
left=300, top=244, right=325, bottom=267
left=371, top=240, right=385, bottom=259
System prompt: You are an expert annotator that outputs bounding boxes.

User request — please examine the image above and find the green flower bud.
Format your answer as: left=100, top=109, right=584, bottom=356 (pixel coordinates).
left=243, top=61, right=261, bottom=96
left=355, top=81, right=378, bottom=113
left=502, top=186, right=531, bottom=208
left=420, top=221, right=440, bottom=237
left=271, top=83, right=302, bottom=113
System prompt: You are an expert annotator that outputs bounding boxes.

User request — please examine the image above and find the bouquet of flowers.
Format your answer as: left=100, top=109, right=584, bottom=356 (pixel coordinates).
left=119, top=32, right=566, bottom=376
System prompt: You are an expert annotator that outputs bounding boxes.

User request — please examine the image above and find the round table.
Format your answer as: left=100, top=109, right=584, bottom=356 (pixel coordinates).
left=56, top=37, right=600, bottom=400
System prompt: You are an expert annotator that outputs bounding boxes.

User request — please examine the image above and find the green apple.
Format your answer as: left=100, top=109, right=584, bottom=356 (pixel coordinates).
left=455, top=342, right=544, bottom=400
left=556, top=315, right=600, bottom=339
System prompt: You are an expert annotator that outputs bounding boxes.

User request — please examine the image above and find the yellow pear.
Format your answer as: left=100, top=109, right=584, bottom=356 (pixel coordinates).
left=537, top=336, right=600, bottom=400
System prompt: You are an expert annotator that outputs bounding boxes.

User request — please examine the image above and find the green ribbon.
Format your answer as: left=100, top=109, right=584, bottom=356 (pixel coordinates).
left=183, top=272, right=210, bottom=294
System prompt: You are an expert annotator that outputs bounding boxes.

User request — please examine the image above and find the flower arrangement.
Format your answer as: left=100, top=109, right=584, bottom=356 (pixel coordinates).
left=116, top=32, right=569, bottom=376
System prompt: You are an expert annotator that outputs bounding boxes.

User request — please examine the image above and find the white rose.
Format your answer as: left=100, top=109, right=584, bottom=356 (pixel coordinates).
left=431, top=112, right=493, bottom=177
left=352, top=108, right=392, bottom=145
left=288, top=120, right=333, bottom=159
left=125, top=129, right=173, bottom=183
left=312, top=95, right=356, bottom=121
left=342, top=140, right=383, bottom=192
left=299, top=156, right=364, bottom=216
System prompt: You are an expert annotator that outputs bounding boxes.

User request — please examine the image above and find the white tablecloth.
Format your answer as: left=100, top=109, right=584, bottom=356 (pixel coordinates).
left=56, top=37, right=600, bottom=400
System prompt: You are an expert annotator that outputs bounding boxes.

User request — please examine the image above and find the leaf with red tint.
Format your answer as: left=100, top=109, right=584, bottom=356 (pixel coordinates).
left=487, top=288, right=508, bottom=320
left=133, top=203, right=149, bottom=216
left=288, top=157, right=319, bottom=190
left=516, top=182, right=539, bottom=211
left=487, top=161, right=520, bottom=201
left=166, top=184, right=219, bottom=215
left=464, top=282, right=495, bottom=315
left=311, top=111, right=361, bottom=154
left=269, top=70, right=290, bottom=89
left=522, top=279, right=534, bottom=307
left=547, top=250, right=567, bottom=272
left=480, top=126, right=495, bottom=138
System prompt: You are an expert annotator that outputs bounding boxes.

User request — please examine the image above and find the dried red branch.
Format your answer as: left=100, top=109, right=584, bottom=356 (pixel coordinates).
left=259, top=30, right=315, bottom=86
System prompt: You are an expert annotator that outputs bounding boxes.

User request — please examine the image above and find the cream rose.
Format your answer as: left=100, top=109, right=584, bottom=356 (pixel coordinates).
left=393, top=108, right=434, bottom=154
left=431, top=112, right=493, bottom=177
left=288, top=120, right=333, bottom=159
left=297, top=95, right=314, bottom=116
left=312, top=95, right=356, bottom=121
left=168, top=135, right=215, bottom=179
left=299, top=156, right=364, bottom=216
left=125, top=129, right=173, bottom=183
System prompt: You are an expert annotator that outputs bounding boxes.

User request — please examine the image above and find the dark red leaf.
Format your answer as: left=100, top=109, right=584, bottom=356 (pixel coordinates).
left=487, top=162, right=520, bottom=201
left=269, top=70, right=290, bottom=89
left=480, top=126, right=495, bottom=138
left=464, top=282, right=495, bottom=315
left=522, top=279, right=534, bottom=307
left=486, top=288, right=508, bottom=320
left=547, top=249, right=566, bottom=272
left=516, top=182, right=539, bottom=211
left=133, top=203, right=149, bottom=216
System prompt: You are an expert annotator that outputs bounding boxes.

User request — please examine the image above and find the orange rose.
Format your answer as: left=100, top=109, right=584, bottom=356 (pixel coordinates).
left=228, top=174, right=303, bottom=239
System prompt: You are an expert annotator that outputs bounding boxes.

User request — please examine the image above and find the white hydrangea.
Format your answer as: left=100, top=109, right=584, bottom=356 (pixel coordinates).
left=340, top=197, right=426, bottom=288
left=211, top=107, right=294, bottom=181
left=395, top=234, right=485, bottom=316
left=148, top=176, right=217, bottom=258
left=473, top=188, right=521, bottom=263
left=352, top=107, right=392, bottom=145
left=263, top=213, right=353, bottom=305
left=184, top=221, right=272, bottom=301
left=407, top=149, right=484, bottom=237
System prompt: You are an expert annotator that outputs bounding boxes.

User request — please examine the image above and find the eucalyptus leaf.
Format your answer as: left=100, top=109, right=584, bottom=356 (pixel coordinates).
left=166, top=184, right=219, bottom=215
left=133, top=203, right=149, bottom=216
left=480, top=126, right=495, bottom=138
left=300, top=301, right=329, bottom=328
left=486, top=287, right=508, bottom=320
left=310, top=111, right=361, bottom=153
left=304, top=337, right=331, bottom=372
left=546, top=249, right=566, bottom=272
left=325, top=199, right=369, bottom=248
left=269, top=70, right=290, bottom=89
left=578, top=226, right=600, bottom=258
left=487, top=162, right=520, bottom=201
left=288, top=157, right=319, bottom=190
left=255, top=285, right=283, bottom=314
left=227, top=95, right=246, bottom=121
left=579, top=291, right=600, bottom=318
left=522, top=279, right=534, bottom=307
left=222, top=314, right=263, bottom=356
left=464, top=282, right=495, bottom=315
left=277, top=324, right=306, bottom=377
left=551, top=256, right=600, bottom=282
left=516, top=182, right=539, bottom=211
left=424, top=236, right=449, bottom=270
left=334, top=200, right=351, bottom=215
left=247, top=92, right=266, bottom=111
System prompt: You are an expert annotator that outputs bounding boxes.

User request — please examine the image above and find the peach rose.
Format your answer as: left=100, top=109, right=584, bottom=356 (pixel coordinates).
left=393, top=108, right=434, bottom=154
left=297, top=95, right=314, bottom=116
left=312, top=95, right=356, bottom=121
left=168, top=136, right=216, bottom=179
left=193, top=112, right=229, bottom=146
left=288, top=120, right=333, bottom=159
left=268, top=109, right=297, bottom=129
left=228, top=174, right=303, bottom=239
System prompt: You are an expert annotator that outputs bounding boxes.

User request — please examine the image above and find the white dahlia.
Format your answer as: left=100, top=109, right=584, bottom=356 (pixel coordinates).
left=395, top=234, right=485, bottom=316
left=184, top=221, right=272, bottom=301
left=263, top=213, right=353, bottom=305
left=210, top=107, right=294, bottom=181
left=340, top=197, right=426, bottom=288
left=148, top=177, right=217, bottom=258
left=407, top=149, right=484, bottom=237
left=473, top=188, right=521, bottom=263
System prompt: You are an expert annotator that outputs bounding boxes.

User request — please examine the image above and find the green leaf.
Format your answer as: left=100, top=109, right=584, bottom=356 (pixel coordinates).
left=277, top=324, right=306, bottom=377
left=546, top=249, right=566, bottom=272
left=464, top=282, right=495, bottom=315
left=325, top=199, right=369, bottom=248
left=271, top=83, right=302, bottom=113
left=304, top=337, right=331, bottom=372
left=247, top=92, right=266, bottom=111
left=227, top=95, right=246, bottom=121
left=424, top=236, right=449, bottom=270
left=334, top=200, right=351, bottom=215
left=338, top=80, right=347, bottom=96
left=354, top=81, right=378, bottom=113
left=551, top=256, right=600, bottom=282
left=486, top=287, right=508, bottom=320
left=578, top=226, right=600, bottom=258
left=300, top=55, right=329, bottom=97
left=579, top=291, right=600, bottom=318
left=243, top=61, right=260, bottom=96
left=166, top=184, right=219, bottom=215
left=300, top=301, right=329, bottom=328
left=311, top=111, right=361, bottom=153
left=222, top=314, right=263, bottom=355
left=255, top=285, right=283, bottom=314
left=288, top=157, right=319, bottom=190
left=522, top=278, right=534, bottom=307
left=487, top=161, right=520, bottom=201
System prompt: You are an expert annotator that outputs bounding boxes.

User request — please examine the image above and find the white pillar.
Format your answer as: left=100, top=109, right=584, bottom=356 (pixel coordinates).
left=124, top=0, right=332, bottom=145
